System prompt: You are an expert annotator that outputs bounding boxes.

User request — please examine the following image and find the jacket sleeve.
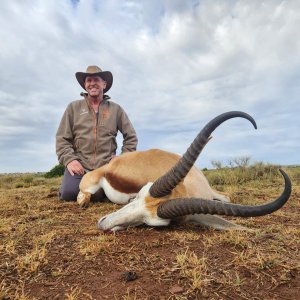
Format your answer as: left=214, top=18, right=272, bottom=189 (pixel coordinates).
left=56, top=104, right=79, bottom=166
left=117, top=107, right=138, bottom=153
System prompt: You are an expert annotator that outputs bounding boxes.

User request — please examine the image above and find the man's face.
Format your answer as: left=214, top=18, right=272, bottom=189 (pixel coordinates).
left=84, top=75, right=107, bottom=97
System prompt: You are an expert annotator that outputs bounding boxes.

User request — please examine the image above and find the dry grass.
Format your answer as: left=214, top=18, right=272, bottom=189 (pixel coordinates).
left=64, top=286, right=94, bottom=300
left=16, top=231, right=56, bottom=274
left=0, top=166, right=299, bottom=299
left=78, top=234, right=116, bottom=258
left=174, top=249, right=210, bottom=292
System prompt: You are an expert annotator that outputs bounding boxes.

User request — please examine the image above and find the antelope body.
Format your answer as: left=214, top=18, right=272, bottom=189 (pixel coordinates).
left=77, top=112, right=292, bottom=232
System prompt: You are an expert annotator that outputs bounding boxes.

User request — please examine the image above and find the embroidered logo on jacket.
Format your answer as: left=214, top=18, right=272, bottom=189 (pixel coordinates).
left=80, top=108, right=88, bottom=116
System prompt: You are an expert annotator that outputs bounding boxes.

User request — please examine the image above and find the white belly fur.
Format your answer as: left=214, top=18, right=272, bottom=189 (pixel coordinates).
left=101, top=177, right=134, bottom=205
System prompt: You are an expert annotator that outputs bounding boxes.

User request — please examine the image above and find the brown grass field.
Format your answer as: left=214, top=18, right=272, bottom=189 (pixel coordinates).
left=0, top=166, right=299, bottom=299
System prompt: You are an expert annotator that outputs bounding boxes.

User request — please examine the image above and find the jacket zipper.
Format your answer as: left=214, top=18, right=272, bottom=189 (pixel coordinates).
left=92, top=109, right=98, bottom=169
left=86, top=99, right=98, bottom=169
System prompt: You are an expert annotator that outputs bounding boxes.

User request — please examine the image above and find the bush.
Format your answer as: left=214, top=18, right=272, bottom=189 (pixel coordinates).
left=44, top=164, right=65, bottom=178
left=205, top=161, right=281, bottom=187
left=22, top=174, right=34, bottom=184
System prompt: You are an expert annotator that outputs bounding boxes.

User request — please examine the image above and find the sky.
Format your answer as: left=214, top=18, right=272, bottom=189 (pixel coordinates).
left=0, top=0, right=299, bottom=173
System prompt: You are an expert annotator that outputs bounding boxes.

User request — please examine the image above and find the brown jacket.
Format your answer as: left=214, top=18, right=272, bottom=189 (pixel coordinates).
left=56, top=94, right=138, bottom=170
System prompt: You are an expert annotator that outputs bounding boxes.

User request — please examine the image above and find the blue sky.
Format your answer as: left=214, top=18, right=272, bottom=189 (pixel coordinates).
left=0, top=0, right=299, bottom=173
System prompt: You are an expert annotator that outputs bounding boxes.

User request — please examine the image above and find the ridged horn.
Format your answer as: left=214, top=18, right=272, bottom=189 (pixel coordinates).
left=157, top=169, right=291, bottom=219
left=149, top=111, right=257, bottom=198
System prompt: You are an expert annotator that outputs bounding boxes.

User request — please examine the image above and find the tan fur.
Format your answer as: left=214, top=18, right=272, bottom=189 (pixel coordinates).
left=106, top=149, right=182, bottom=185
left=79, top=149, right=228, bottom=208
left=80, top=149, right=182, bottom=195
left=79, top=166, right=107, bottom=191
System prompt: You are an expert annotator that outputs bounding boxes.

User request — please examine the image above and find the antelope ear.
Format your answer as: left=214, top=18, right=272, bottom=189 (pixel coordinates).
left=185, top=214, right=248, bottom=231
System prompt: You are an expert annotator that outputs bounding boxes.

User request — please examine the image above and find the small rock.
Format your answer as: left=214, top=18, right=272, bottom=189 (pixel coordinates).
left=122, top=271, right=138, bottom=282
left=169, top=284, right=184, bottom=294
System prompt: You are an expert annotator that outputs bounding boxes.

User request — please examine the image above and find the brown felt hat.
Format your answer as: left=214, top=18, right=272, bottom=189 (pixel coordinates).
left=75, top=65, right=113, bottom=93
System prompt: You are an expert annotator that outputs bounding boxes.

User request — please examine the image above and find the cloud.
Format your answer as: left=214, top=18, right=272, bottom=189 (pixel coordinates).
left=0, top=0, right=299, bottom=172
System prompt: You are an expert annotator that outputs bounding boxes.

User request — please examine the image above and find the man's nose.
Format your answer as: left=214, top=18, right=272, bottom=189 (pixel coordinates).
left=89, top=79, right=98, bottom=85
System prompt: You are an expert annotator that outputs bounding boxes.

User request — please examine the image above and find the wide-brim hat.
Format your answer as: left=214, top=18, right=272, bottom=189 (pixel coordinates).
left=75, top=65, right=113, bottom=93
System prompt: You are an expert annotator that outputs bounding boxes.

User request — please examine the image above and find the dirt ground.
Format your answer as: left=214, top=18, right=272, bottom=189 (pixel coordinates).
left=0, top=170, right=299, bottom=299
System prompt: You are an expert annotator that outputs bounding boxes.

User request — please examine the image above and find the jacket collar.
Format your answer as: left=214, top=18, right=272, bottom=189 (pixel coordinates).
left=80, top=92, right=110, bottom=101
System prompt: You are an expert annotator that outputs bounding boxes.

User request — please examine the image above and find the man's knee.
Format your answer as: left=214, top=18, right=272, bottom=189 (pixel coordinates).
left=59, top=170, right=82, bottom=201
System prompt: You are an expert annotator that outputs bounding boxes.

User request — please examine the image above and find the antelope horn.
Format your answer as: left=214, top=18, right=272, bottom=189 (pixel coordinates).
left=157, top=169, right=291, bottom=219
left=149, top=111, right=257, bottom=198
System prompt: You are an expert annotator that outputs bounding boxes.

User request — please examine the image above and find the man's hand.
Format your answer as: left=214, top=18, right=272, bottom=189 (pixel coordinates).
left=67, top=160, right=85, bottom=176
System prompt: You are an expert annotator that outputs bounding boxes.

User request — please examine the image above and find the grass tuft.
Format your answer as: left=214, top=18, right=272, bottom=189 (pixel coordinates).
left=175, top=249, right=210, bottom=292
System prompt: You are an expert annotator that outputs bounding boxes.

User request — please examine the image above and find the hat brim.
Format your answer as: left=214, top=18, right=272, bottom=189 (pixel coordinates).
left=75, top=71, right=113, bottom=93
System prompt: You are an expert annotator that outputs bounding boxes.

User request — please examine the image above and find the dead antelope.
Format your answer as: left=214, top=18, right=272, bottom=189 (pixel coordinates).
left=77, top=111, right=292, bottom=232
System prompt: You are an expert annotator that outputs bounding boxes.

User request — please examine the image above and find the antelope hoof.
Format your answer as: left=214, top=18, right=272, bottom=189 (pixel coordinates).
left=77, top=191, right=91, bottom=208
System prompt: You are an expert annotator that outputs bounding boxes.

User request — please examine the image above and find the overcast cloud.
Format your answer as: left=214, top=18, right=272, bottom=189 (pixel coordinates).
left=0, top=0, right=299, bottom=173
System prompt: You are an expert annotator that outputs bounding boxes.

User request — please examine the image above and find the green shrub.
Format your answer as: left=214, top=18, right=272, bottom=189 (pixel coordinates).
left=44, top=164, right=65, bottom=178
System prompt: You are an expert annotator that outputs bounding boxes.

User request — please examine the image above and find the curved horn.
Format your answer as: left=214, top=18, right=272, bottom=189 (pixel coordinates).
left=149, top=111, right=257, bottom=198
left=157, top=169, right=291, bottom=219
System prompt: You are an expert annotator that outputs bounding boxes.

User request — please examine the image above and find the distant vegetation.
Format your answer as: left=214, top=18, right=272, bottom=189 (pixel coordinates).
left=204, top=156, right=283, bottom=187
left=44, top=164, right=65, bottom=178
left=0, top=173, right=45, bottom=189
left=0, top=164, right=64, bottom=188
left=0, top=173, right=61, bottom=189
left=0, top=164, right=64, bottom=189
left=211, top=156, right=252, bottom=169
left=1, top=157, right=298, bottom=191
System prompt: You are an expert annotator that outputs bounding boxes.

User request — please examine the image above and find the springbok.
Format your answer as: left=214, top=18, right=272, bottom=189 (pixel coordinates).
left=77, top=111, right=292, bottom=232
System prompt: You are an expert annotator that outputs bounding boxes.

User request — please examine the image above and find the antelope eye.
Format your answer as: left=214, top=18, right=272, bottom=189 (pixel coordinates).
left=128, top=196, right=136, bottom=203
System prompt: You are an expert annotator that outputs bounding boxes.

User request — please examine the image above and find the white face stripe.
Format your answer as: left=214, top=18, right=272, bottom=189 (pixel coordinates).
left=97, top=182, right=170, bottom=231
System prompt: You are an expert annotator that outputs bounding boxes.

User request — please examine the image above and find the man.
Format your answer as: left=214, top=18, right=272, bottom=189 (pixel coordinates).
left=56, top=65, right=138, bottom=201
